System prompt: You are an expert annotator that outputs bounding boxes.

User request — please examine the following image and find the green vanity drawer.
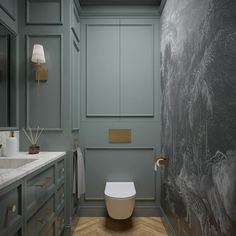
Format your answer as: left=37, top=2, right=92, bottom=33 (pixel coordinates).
left=10, top=227, right=22, bottom=236
left=42, top=222, right=55, bottom=236
left=0, top=185, right=22, bottom=234
left=57, top=160, right=65, bottom=184
left=56, top=185, right=64, bottom=210
left=26, top=194, right=55, bottom=236
left=25, top=166, right=55, bottom=217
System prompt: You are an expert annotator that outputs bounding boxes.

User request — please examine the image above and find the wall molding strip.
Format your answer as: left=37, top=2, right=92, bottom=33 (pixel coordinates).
left=0, top=4, right=16, bottom=21
left=80, top=6, right=161, bottom=18
left=25, top=34, right=63, bottom=131
left=84, top=146, right=156, bottom=201
left=25, top=0, right=64, bottom=25
left=71, top=37, right=80, bottom=132
left=85, top=22, right=155, bottom=117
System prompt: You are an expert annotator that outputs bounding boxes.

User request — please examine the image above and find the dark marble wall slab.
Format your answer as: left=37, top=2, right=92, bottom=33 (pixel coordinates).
left=160, top=0, right=236, bottom=235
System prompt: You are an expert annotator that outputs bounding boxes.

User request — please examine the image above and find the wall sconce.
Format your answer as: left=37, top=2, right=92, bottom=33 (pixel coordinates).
left=31, top=44, right=48, bottom=81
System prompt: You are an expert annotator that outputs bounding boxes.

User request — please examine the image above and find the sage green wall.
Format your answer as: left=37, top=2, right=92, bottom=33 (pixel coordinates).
left=0, top=0, right=18, bottom=33
left=16, top=0, right=162, bottom=216
left=79, top=10, right=162, bottom=215
left=17, top=0, right=81, bottom=232
left=18, top=0, right=80, bottom=152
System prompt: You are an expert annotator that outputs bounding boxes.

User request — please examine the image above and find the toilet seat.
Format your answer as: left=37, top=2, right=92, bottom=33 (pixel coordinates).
left=105, top=182, right=136, bottom=199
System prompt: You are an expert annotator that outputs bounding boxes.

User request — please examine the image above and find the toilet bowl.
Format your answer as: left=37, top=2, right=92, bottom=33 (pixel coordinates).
left=104, top=182, right=136, bottom=220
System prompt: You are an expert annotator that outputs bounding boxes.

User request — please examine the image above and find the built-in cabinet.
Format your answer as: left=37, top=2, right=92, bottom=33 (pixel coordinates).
left=0, top=155, right=65, bottom=236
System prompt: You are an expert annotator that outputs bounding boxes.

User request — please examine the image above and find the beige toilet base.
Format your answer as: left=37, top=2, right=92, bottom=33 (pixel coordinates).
left=105, top=196, right=135, bottom=220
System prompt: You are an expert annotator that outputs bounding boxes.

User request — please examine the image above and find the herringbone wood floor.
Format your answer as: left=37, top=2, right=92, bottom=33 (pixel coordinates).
left=73, top=217, right=168, bottom=236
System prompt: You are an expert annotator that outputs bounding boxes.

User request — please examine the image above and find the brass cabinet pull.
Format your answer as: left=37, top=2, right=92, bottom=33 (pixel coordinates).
left=61, top=193, right=64, bottom=199
left=37, top=208, right=53, bottom=224
left=46, top=207, right=54, bottom=213
left=58, top=218, right=64, bottom=224
left=37, top=218, right=45, bottom=224
left=7, top=204, right=16, bottom=213
left=34, top=176, right=52, bottom=188
left=61, top=168, right=65, bottom=174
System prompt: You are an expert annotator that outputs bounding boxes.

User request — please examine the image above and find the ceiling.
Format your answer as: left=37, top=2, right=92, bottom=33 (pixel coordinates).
left=79, top=0, right=162, bottom=6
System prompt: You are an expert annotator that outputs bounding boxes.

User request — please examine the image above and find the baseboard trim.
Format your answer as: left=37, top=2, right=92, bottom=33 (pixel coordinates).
left=160, top=207, right=176, bottom=236
left=79, top=205, right=163, bottom=217
left=133, top=206, right=162, bottom=216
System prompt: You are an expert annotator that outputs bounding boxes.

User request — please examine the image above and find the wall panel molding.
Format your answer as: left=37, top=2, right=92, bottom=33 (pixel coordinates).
left=71, top=0, right=80, bottom=43
left=80, top=6, right=161, bottom=18
left=84, top=146, right=156, bottom=201
left=26, top=0, right=63, bottom=25
left=71, top=37, right=80, bottom=132
left=26, top=34, right=63, bottom=131
left=85, top=23, right=155, bottom=117
left=0, top=1, right=16, bottom=21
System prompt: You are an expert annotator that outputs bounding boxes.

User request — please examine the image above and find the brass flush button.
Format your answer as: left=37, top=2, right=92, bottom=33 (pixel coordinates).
left=109, top=129, right=131, bottom=143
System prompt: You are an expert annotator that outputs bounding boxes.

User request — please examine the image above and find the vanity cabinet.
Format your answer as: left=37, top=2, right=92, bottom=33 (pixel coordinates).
left=26, top=195, right=55, bottom=236
left=0, top=183, right=22, bottom=236
left=25, top=165, right=55, bottom=218
left=0, top=154, right=65, bottom=236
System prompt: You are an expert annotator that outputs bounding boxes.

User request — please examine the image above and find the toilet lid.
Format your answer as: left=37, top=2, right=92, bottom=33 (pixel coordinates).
left=105, top=182, right=136, bottom=198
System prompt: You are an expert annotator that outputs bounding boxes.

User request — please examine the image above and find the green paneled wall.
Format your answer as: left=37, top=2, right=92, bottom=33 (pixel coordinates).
left=16, top=0, right=162, bottom=217
left=80, top=14, right=161, bottom=216
left=18, top=0, right=80, bottom=151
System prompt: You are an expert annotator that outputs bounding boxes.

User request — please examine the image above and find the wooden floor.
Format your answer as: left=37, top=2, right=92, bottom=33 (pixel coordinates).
left=73, top=217, right=168, bottom=236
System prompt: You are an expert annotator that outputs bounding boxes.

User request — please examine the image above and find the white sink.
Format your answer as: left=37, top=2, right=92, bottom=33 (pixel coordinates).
left=0, top=158, right=37, bottom=169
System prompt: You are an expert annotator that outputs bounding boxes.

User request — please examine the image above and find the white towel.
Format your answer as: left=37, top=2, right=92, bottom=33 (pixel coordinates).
left=73, top=148, right=86, bottom=198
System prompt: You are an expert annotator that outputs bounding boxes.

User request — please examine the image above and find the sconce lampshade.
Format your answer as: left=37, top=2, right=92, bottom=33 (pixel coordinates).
left=31, top=44, right=46, bottom=64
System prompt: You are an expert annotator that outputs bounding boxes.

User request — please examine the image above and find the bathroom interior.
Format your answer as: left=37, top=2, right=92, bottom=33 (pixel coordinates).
left=0, top=0, right=236, bottom=236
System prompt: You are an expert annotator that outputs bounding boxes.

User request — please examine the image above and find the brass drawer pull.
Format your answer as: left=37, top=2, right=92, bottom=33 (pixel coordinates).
left=61, top=168, right=65, bottom=174
left=58, top=218, right=64, bottom=224
left=34, top=176, right=52, bottom=188
left=46, top=207, right=54, bottom=213
left=37, top=208, right=53, bottom=224
left=7, top=204, right=16, bottom=213
left=61, top=193, right=64, bottom=199
left=37, top=218, right=45, bottom=224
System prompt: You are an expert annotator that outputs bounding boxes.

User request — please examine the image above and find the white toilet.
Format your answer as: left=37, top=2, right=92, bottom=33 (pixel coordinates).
left=104, top=182, right=136, bottom=220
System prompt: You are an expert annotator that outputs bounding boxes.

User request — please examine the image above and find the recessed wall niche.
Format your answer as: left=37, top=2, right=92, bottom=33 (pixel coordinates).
left=26, top=0, right=63, bottom=25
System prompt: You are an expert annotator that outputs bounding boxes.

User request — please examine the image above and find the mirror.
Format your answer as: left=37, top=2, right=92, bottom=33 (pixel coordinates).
left=0, top=23, right=17, bottom=129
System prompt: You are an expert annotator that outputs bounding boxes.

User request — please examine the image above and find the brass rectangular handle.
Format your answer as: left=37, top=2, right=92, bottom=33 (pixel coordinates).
left=46, top=207, right=54, bottom=213
left=34, top=176, right=52, bottom=188
left=37, top=218, right=45, bottom=224
left=36, top=206, right=54, bottom=225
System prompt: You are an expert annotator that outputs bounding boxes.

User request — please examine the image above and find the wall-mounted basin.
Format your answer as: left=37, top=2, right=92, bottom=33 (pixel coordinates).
left=0, top=158, right=37, bottom=169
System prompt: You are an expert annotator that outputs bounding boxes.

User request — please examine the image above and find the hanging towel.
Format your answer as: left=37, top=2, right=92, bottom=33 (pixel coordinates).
left=73, top=148, right=86, bottom=198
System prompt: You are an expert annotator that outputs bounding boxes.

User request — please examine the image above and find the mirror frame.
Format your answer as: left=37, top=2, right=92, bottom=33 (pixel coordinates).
left=0, top=18, right=19, bottom=131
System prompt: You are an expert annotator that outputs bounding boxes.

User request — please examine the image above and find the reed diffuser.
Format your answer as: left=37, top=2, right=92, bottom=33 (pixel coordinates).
left=22, top=127, right=44, bottom=154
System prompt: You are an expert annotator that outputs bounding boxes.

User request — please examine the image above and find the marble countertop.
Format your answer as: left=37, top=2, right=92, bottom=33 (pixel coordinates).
left=0, top=152, right=66, bottom=191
